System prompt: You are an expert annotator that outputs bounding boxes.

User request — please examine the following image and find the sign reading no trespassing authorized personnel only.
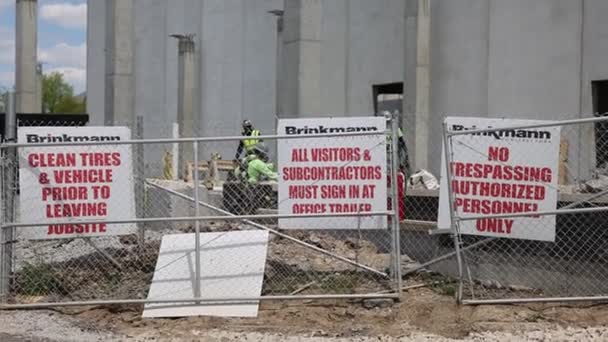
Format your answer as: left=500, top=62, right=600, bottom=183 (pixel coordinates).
left=17, top=126, right=137, bottom=240
left=437, top=117, right=561, bottom=242
left=278, top=117, right=387, bottom=229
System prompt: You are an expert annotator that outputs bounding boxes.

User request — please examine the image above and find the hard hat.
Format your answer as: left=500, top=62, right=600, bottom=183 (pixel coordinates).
left=242, top=119, right=253, bottom=129
left=381, top=111, right=392, bottom=121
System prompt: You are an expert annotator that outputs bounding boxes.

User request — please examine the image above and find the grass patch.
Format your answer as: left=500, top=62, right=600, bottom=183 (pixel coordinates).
left=319, top=273, right=358, bottom=294
left=15, top=262, right=65, bottom=296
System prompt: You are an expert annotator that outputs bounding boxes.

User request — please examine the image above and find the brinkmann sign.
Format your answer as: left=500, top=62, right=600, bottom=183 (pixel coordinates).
left=17, top=126, right=136, bottom=240
left=451, top=124, right=552, bottom=141
left=284, top=125, right=379, bottom=135
left=277, top=116, right=387, bottom=230
left=438, top=117, right=561, bottom=242
left=26, top=134, right=121, bottom=143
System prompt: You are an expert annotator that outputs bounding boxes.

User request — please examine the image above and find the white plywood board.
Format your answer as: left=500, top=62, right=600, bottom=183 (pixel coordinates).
left=142, top=231, right=269, bottom=318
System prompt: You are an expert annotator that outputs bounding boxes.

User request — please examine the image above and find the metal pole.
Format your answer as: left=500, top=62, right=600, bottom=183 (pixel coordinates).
left=459, top=205, right=608, bottom=222
left=2, top=210, right=393, bottom=229
left=0, top=293, right=400, bottom=310
left=463, top=296, right=608, bottom=305
left=135, top=116, right=145, bottom=255
left=1, top=91, right=16, bottom=302
left=448, top=115, right=608, bottom=137
left=441, top=120, right=464, bottom=303
left=390, top=112, right=403, bottom=297
left=193, top=141, right=201, bottom=301
left=144, top=180, right=389, bottom=278
left=3, top=130, right=385, bottom=148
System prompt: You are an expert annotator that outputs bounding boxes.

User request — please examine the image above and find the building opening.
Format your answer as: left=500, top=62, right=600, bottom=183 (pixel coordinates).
left=372, top=82, right=403, bottom=115
left=592, top=80, right=608, bottom=168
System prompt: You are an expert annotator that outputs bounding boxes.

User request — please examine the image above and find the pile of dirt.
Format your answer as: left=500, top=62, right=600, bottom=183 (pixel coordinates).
left=11, top=229, right=399, bottom=303
left=49, top=285, right=608, bottom=341
left=268, top=232, right=390, bottom=273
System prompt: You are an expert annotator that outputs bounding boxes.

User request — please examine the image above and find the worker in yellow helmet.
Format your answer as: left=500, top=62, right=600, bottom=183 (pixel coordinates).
left=247, top=144, right=278, bottom=184
left=235, top=119, right=262, bottom=160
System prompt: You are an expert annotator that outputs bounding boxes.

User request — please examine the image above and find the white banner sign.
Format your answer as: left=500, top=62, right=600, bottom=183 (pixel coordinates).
left=438, top=117, right=561, bottom=242
left=18, top=126, right=136, bottom=240
left=277, top=117, right=387, bottom=229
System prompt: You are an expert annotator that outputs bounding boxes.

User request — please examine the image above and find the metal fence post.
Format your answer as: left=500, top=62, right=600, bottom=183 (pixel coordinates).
left=193, top=141, right=201, bottom=301
left=135, top=116, right=145, bottom=254
left=441, top=120, right=464, bottom=304
left=1, top=91, right=16, bottom=303
left=390, top=113, right=403, bottom=297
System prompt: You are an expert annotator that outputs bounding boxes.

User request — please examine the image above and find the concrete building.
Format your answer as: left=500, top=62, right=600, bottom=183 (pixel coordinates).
left=411, top=0, right=608, bottom=176
left=87, top=0, right=608, bottom=176
left=15, top=0, right=38, bottom=113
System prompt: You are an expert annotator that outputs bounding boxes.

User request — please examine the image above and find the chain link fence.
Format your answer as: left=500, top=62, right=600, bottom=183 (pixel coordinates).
left=0, top=118, right=402, bottom=308
left=441, top=116, right=608, bottom=304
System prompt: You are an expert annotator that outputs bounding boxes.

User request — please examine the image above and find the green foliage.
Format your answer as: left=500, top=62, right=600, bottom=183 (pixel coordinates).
left=17, top=262, right=63, bottom=296
left=55, top=95, right=86, bottom=113
left=42, top=72, right=85, bottom=113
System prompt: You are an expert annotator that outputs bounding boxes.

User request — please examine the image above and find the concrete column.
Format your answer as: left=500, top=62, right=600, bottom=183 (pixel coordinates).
left=269, top=10, right=284, bottom=119
left=282, top=0, right=322, bottom=118
left=403, top=0, right=418, bottom=169
left=105, top=0, right=134, bottom=126
left=15, top=0, right=38, bottom=114
left=35, top=62, right=42, bottom=113
left=414, top=0, right=431, bottom=170
left=173, top=34, right=197, bottom=179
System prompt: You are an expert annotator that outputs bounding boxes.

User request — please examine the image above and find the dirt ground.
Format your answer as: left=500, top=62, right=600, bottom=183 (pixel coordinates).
left=4, top=286, right=608, bottom=341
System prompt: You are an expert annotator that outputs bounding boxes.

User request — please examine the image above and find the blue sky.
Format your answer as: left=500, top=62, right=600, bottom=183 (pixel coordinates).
left=0, top=0, right=87, bottom=93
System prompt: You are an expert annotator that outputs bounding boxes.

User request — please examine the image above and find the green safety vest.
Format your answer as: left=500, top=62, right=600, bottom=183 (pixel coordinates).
left=243, top=130, right=260, bottom=151
left=247, top=158, right=278, bottom=184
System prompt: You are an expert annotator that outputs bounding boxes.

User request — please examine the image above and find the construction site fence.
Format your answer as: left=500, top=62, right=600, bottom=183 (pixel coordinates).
left=0, top=117, right=404, bottom=309
left=441, top=116, right=608, bottom=305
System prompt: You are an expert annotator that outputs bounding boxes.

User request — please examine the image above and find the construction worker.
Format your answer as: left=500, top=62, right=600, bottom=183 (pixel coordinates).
left=247, top=144, right=278, bottom=184
left=235, top=119, right=261, bottom=160
left=383, top=111, right=411, bottom=175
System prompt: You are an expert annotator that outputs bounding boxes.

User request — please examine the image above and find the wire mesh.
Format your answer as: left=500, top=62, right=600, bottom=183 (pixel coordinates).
left=0, top=119, right=400, bottom=307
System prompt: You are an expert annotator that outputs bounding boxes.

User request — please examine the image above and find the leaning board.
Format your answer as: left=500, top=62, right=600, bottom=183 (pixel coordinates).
left=142, top=231, right=269, bottom=318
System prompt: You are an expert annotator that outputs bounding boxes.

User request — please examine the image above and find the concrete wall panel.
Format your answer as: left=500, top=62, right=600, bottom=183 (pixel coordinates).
left=487, top=0, right=581, bottom=119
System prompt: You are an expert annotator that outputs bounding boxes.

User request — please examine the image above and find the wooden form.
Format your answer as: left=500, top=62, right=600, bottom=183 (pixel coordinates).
left=185, top=160, right=236, bottom=185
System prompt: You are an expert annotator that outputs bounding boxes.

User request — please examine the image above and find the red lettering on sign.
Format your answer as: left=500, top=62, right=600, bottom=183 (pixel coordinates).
left=47, top=223, right=107, bottom=235
left=53, top=169, right=113, bottom=184
left=28, top=153, right=76, bottom=167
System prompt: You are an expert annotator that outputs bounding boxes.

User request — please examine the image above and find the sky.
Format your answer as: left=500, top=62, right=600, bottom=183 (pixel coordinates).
left=0, top=0, right=87, bottom=94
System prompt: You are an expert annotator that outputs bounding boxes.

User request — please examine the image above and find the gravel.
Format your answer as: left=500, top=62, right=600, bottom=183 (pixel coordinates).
left=2, top=310, right=608, bottom=341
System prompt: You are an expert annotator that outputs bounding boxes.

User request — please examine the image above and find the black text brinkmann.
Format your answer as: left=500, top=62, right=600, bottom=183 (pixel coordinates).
left=285, top=125, right=378, bottom=135
left=451, top=125, right=551, bottom=140
left=26, top=134, right=121, bottom=143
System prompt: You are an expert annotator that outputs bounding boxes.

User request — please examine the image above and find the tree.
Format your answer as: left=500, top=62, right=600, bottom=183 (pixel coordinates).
left=42, top=72, right=85, bottom=113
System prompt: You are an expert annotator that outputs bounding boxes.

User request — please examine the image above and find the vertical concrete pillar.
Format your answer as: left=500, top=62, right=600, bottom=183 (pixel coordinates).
left=15, top=0, right=38, bottom=114
left=403, top=0, right=418, bottom=168
left=35, top=62, right=43, bottom=113
left=105, top=0, right=134, bottom=126
left=269, top=10, right=284, bottom=119
left=414, top=0, right=431, bottom=170
left=172, top=35, right=197, bottom=179
left=282, top=0, right=322, bottom=118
